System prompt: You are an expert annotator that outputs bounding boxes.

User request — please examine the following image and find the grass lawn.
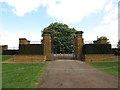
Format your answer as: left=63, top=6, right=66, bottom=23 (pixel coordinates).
left=89, top=62, right=120, bottom=77
left=2, top=55, right=12, bottom=61
left=2, top=63, right=47, bottom=88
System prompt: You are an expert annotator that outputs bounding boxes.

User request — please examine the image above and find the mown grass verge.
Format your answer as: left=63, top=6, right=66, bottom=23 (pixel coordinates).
left=89, top=62, right=120, bottom=77
left=2, top=55, right=12, bottom=61
left=2, top=63, right=47, bottom=88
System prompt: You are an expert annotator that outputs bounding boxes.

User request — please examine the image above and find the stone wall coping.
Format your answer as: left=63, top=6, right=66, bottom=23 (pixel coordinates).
left=19, top=38, right=30, bottom=42
left=85, top=54, right=114, bottom=55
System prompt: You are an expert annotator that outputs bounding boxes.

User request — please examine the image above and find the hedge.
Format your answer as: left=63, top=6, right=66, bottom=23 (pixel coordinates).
left=83, top=44, right=112, bottom=54
left=2, top=50, right=19, bottom=55
left=19, top=44, right=44, bottom=55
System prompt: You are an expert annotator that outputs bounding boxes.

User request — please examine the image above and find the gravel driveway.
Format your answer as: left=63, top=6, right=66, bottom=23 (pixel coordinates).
left=38, top=60, right=118, bottom=88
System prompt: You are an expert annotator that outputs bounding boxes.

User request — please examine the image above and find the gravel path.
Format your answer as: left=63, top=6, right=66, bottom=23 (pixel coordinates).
left=38, top=60, right=118, bottom=88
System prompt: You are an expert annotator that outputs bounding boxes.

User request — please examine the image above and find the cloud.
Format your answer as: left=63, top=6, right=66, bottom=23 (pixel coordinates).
left=84, top=0, right=118, bottom=47
left=0, top=0, right=43, bottom=16
left=0, top=31, right=42, bottom=49
left=0, top=7, right=7, bottom=12
left=0, top=0, right=118, bottom=24
left=1, top=0, right=108, bottom=23
left=45, top=0, right=108, bottom=23
left=0, top=0, right=118, bottom=48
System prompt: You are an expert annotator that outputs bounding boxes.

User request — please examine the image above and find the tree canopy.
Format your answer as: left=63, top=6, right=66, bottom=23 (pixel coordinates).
left=42, top=22, right=76, bottom=53
left=98, top=36, right=110, bottom=44
left=98, top=36, right=109, bottom=40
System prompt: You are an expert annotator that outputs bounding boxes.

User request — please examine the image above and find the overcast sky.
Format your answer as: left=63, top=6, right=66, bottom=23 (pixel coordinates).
left=0, top=0, right=118, bottom=49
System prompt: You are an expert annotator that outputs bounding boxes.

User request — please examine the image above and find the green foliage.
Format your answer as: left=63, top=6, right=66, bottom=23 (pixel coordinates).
left=89, top=62, right=119, bottom=77
left=2, top=55, right=12, bottom=61
left=98, top=36, right=110, bottom=44
left=2, top=50, right=19, bottom=55
left=2, top=63, right=46, bottom=88
left=98, top=36, right=109, bottom=40
left=83, top=44, right=112, bottom=54
left=42, top=22, right=76, bottom=53
left=19, top=44, right=43, bottom=55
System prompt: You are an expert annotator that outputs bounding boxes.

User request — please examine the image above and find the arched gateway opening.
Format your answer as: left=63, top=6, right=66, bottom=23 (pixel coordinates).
left=43, top=31, right=84, bottom=61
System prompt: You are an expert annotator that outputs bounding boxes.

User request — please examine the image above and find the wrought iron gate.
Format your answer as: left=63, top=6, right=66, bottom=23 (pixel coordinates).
left=52, top=35, right=75, bottom=60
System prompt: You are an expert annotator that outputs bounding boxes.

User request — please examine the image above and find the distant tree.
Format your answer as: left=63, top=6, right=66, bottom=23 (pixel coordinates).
left=41, top=22, right=76, bottom=53
left=98, top=36, right=110, bottom=44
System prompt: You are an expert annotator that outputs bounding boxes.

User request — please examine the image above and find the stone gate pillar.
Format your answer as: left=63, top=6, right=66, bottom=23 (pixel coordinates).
left=75, top=31, right=84, bottom=60
left=43, top=32, right=52, bottom=61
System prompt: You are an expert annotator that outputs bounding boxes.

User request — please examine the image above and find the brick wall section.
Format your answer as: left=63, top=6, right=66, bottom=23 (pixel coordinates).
left=85, top=54, right=118, bottom=62
left=12, top=55, right=46, bottom=63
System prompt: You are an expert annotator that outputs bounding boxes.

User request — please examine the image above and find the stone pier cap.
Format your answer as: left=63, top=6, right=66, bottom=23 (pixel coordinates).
left=75, top=31, right=84, bottom=34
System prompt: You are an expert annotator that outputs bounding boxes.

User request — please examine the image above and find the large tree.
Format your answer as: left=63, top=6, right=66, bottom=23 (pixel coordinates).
left=41, top=22, right=76, bottom=54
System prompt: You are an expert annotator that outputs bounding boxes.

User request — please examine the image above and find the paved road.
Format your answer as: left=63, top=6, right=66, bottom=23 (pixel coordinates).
left=38, top=60, right=118, bottom=88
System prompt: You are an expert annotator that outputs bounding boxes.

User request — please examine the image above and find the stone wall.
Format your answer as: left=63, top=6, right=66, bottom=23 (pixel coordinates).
left=19, top=38, right=30, bottom=45
left=0, top=45, right=8, bottom=51
left=85, top=54, right=118, bottom=62
left=12, top=55, right=46, bottom=63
